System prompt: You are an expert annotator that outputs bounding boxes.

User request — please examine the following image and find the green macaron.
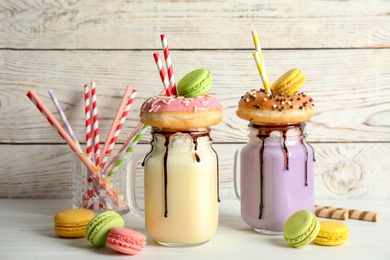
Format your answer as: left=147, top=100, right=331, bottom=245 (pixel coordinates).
left=177, top=68, right=212, bottom=97
left=283, top=210, right=320, bottom=248
left=84, top=210, right=125, bottom=247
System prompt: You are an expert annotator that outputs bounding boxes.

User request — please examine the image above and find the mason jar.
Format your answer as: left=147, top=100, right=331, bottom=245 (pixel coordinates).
left=234, top=123, right=315, bottom=233
left=130, top=127, right=219, bottom=246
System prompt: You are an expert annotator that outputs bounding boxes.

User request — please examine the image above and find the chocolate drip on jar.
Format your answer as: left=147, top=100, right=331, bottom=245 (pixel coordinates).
left=252, top=123, right=313, bottom=220
left=163, top=137, right=170, bottom=218
left=189, top=133, right=201, bottom=162
left=258, top=136, right=265, bottom=219
left=146, top=128, right=220, bottom=218
left=281, top=132, right=290, bottom=171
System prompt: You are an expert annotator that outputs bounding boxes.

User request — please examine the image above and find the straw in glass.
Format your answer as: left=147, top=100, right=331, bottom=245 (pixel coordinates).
left=90, top=82, right=100, bottom=155
left=26, top=90, right=126, bottom=208
left=106, top=123, right=149, bottom=176
left=83, top=83, right=99, bottom=209
left=251, top=30, right=270, bottom=94
left=99, top=89, right=137, bottom=168
left=161, top=34, right=177, bottom=95
left=84, top=84, right=93, bottom=155
left=153, top=52, right=173, bottom=96
left=48, top=89, right=81, bottom=150
left=97, top=85, right=133, bottom=165
left=27, top=90, right=93, bottom=168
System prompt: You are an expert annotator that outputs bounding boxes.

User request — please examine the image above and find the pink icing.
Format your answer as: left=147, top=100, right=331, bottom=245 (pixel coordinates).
left=140, top=94, right=222, bottom=113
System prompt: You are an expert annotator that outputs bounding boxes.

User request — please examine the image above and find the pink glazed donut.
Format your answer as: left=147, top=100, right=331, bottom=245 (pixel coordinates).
left=140, top=94, right=222, bottom=130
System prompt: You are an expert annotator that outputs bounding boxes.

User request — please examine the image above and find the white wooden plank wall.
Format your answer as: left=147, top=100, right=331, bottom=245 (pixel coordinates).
left=1, top=0, right=389, bottom=199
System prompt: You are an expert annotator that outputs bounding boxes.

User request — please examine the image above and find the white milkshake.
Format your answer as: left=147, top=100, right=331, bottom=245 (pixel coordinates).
left=143, top=129, right=219, bottom=246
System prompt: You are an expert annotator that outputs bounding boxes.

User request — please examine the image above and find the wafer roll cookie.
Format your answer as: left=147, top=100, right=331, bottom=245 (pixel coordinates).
left=348, top=209, right=379, bottom=222
left=315, top=205, right=349, bottom=220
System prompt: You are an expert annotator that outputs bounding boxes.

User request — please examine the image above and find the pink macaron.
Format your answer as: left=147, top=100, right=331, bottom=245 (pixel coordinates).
left=106, top=227, right=147, bottom=255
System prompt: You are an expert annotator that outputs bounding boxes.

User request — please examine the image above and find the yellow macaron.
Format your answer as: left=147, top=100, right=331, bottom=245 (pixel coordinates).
left=54, top=208, right=95, bottom=238
left=314, top=220, right=349, bottom=246
left=271, top=68, right=306, bottom=96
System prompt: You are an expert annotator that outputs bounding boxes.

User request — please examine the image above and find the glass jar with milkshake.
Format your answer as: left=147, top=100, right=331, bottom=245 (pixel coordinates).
left=131, top=68, right=222, bottom=246
left=235, top=68, right=316, bottom=234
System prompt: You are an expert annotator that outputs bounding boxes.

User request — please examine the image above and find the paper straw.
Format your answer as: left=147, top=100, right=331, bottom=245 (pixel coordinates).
left=253, top=51, right=270, bottom=94
left=84, top=84, right=93, bottom=155
left=251, top=30, right=262, bottom=54
left=86, top=83, right=99, bottom=209
left=90, top=82, right=100, bottom=155
left=161, top=34, right=177, bottom=95
left=26, top=90, right=90, bottom=161
left=153, top=52, right=173, bottom=96
left=26, top=90, right=125, bottom=207
left=105, top=88, right=164, bottom=176
left=113, top=87, right=166, bottom=158
left=99, top=89, right=137, bottom=168
left=48, top=89, right=81, bottom=150
left=106, top=124, right=149, bottom=176
left=98, top=85, right=133, bottom=165
left=251, top=30, right=270, bottom=94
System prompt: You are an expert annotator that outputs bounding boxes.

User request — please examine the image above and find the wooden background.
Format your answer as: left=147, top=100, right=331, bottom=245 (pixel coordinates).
left=1, top=0, right=389, bottom=200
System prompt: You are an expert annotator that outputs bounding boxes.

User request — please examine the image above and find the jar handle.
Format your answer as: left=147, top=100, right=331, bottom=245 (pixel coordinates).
left=233, top=148, right=241, bottom=200
left=126, top=153, right=145, bottom=218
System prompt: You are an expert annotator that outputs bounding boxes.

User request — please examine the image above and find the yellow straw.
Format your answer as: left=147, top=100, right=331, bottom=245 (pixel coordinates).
left=251, top=30, right=270, bottom=94
left=253, top=52, right=270, bottom=93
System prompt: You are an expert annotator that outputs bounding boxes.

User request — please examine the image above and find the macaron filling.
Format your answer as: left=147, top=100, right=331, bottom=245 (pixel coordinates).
left=107, top=233, right=147, bottom=248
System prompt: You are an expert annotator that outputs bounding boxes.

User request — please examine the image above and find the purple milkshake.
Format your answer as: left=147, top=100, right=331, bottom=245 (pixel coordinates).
left=236, top=87, right=315, bottom=233
left=239, top=124, right=314, bottom=233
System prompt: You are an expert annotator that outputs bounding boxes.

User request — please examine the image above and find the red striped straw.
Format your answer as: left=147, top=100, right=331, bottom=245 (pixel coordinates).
left=100, top=89, right=137, bottom=169
left=84, top=84, right=93, bottom=155
left=84, top=84, right=98, bottom=209
left=27, top=89, right=126, bottom=209
left=153, top=52, right=173, bottom=96
left=98, top=85, right=133, bottom=165
left=84, top=84, right=94, bottom=207
left=90, top=82, right=100, bottom=155
left=91, top=82, right=104, bottom=209
left=114, top=89, right=165, bottom=158
left=160, top=34, right=177, bottom=95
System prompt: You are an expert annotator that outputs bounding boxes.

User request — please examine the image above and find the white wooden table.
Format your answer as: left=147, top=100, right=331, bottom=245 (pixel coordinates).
left=0, top=199, right=388, bottom=259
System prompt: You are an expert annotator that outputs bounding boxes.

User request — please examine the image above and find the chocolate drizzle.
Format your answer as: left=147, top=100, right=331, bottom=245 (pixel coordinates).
left=163, top=137, right=170, bottom=218
left=282, top=134, right=290, bottom=170
left=252, top=123, right=314, bottom=219
left=258, top=136, right=265, bottom=219
left=143, top=128, right=220, bottom=218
